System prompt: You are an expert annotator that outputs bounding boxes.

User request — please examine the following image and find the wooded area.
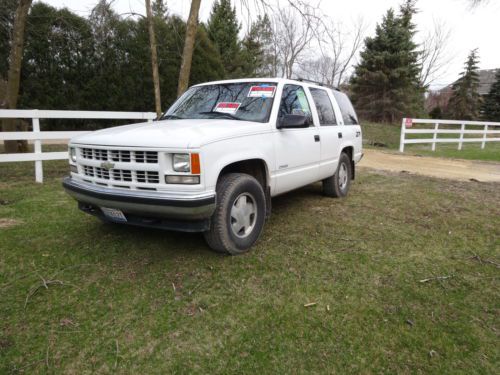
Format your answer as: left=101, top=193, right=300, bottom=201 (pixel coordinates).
left=0, top=0, right=499, bottom=139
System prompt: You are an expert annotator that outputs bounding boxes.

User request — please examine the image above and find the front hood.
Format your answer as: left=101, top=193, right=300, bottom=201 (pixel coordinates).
left=70, top=119, right=271, bottom=149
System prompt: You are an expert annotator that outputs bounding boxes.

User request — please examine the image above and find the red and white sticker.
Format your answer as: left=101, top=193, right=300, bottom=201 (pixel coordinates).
left=248, top=85, right=276, bottom=98
left=405, top=118, right=413, bottom=128
left=215, top=102, right=241, bottom=114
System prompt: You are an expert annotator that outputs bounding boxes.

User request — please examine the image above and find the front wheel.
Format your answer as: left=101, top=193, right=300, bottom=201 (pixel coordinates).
left=204, top=173, right=266, bottom=255
left=323, top=152, right=352, bottom=198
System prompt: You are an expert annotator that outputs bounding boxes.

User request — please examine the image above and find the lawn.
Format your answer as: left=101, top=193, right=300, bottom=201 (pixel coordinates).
left=361, top=121, right=500, bottom=162
left=0, top=161, right=499, bottom=374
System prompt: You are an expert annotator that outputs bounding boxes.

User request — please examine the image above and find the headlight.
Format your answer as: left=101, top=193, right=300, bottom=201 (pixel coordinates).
left=172, top=153, right=190, bottom=172
left=69, top=147, right=76, bottom=163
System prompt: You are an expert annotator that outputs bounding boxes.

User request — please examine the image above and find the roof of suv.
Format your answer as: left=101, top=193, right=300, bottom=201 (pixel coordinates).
left=193, top=78, right=340, bottom=92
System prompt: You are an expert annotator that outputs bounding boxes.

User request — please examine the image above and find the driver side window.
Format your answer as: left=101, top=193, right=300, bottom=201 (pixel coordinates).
left=278, top=85, right=313, bottom=126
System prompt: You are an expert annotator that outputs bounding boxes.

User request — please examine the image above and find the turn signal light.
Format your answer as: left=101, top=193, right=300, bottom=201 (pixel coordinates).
left=191, top=153, right=201, bottom=174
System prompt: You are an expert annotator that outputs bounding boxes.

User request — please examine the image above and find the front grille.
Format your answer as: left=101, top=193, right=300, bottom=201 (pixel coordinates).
left=82, top=166, right=159, bottom=184
left=80, top=148, right=158, bottom=164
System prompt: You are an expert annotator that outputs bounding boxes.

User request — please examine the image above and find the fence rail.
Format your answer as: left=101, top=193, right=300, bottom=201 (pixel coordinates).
left=399, top=118, right=500, bottom=152
left=0, top=109, right=156, bottom=183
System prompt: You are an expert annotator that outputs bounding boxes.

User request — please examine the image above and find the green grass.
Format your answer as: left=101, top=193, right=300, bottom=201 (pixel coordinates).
left=1, top=161, right=499, bottom=374
left=0, top=162, right=500, bottom=374
left=361, top=121, right=500, bottom=162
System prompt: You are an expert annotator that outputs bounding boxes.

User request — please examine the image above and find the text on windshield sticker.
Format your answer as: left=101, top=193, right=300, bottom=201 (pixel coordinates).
left=248, top=86, right=276, bottom=98
left=215, top=102, right=241, bottom=114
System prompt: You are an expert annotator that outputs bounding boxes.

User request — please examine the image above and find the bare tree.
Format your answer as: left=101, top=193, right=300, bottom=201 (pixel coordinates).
left=177, top=0, right=321, bottom=96
left=145, top=0, right=162, bottom=117
left=272, top=4, right=319, bottom=78
left=323, top=17, right=365, bottom=86
left=177, top=0, right=201, bottom=97
left=468, top=0, right=489, bottom=6
left=297, top=17, right=365, bottom=87
left=2, top=0, right=32, bottom=154
left=419, top=20, right=453, bottom=87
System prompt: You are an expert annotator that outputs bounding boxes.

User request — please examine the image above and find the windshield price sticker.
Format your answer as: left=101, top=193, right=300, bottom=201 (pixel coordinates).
left=215, top=102, right=241, bottom=114
left=248, top=86, right=276, bottom=98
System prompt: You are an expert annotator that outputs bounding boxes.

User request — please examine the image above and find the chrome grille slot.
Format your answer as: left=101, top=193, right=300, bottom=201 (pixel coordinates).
left=83, top=165, right=94, bottom=177
left=135, top=171, right=160, bottom=184
left=95, top=167, right=110, bottom=180
left=134, top=151, right=158, bottom=163
left=112, top=169, right=132, bottom=182
left=94, top=149, right=108, bottom=161
left=81, top=148, right=93, bottom=159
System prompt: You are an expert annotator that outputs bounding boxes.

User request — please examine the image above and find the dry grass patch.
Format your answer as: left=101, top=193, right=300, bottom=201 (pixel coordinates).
left=0, top=218, right=23, bottom=229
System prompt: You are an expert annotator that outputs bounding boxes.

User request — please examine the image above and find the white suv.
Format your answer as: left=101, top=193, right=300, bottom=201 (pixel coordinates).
left=63, top=78, right=363, bottom=254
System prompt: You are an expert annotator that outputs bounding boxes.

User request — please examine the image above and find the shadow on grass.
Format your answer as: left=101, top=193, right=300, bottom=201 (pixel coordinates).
left=70, top=183, right=325, bottom=261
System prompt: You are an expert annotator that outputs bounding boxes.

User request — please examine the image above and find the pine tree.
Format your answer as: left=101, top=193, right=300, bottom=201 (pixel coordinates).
left=206, top=0, right=241, bottom=77
left=481, top=70, right=500, bottom=121
left=240, top=15, right=273, bottom=77
left=152, top=0, right=167, bottom=19
left=350, top=0, right=423, bottom=123
left=447, top=49, right=481, bottom=120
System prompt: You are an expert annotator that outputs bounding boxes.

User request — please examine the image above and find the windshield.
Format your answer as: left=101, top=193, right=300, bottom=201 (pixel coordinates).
left=161, top=82, right=277, bottom=123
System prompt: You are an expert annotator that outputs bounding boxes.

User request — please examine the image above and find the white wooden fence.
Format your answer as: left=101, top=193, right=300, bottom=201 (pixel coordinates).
left=399, top=118, right=500, bottom=152
left=0, top=109, right=156, bottom=183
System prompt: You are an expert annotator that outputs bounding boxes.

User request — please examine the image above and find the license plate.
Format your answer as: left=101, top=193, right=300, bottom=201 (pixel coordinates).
left=101, top=207, right=127, bottom=222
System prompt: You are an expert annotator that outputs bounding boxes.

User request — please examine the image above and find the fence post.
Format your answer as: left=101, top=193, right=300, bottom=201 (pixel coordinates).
left=481, top=124, right=488, bottom=149
left=399, top=118, right=406, bottom=152
left=458, top=123, right=465, bottom=150
left=32, top=115, right=43, bottom=183
left=432, top=122, right=439, bottom=151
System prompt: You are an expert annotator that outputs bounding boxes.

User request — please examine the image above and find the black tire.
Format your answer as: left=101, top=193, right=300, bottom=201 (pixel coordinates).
left=323, top=152, right=352, bottom=198
left=204, top=173, right=266, bottom=255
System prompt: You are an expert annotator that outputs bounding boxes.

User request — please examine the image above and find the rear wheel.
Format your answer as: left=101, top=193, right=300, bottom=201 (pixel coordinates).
left=204, top=173, right=266, bottom=255
left=323, top=152, right=352, bottom=198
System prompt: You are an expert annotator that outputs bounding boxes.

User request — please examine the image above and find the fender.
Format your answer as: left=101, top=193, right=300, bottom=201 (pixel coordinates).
left=203, top=135, right=275, bottom=193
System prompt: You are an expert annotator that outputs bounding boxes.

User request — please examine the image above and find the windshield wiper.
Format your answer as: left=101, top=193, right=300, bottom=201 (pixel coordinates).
left=162, top=114, right=184, bottom=120
left=198, top=111, right=242, bottom=120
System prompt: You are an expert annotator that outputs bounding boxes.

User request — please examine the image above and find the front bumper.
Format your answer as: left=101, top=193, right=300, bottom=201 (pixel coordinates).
left=62, top=177, right=216, bottom=221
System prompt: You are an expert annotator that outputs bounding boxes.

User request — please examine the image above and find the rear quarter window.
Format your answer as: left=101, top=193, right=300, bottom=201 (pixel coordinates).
left=332, top=91, right=359, bottom=125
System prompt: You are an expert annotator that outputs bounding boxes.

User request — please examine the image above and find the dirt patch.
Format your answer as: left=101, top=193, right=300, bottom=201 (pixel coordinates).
left=0, top=218, right=23, bottom=229
left=0, top=337, right=13, bottom=352
left=360, top=149, right=500, bottom=182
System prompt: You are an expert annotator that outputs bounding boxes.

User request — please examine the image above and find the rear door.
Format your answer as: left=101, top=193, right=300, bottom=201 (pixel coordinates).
left=332, top=91, right=362, bottom=160
left=273, top=84, right=320, bottom=195
left=309, top=87, right=342, bottom=179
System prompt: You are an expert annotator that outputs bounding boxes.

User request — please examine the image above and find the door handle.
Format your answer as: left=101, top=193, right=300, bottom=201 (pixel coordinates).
left=314, top=135, right=320, bottom=142
left=338, top=132, right=343, bottom=139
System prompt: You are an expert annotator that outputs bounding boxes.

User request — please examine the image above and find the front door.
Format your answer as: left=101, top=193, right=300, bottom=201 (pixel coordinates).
left=273, top=84, right=321, bottom=195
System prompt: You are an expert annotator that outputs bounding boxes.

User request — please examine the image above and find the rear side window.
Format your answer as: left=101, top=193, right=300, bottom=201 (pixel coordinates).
left=333, top=91, right=359, bottom=125
left=309, top=88, right=337, bottom=126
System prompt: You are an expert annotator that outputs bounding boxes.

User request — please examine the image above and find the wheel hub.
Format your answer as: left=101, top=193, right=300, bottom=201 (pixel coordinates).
left=230, top=193, right=257, bottom=238
left=339, top=162, right=348, bottom=190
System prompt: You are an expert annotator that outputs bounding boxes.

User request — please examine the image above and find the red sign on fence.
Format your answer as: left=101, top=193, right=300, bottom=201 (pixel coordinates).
left=405, top=118, right=413, bottom=128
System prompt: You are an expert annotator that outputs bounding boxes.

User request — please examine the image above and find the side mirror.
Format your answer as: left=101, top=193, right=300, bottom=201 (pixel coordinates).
left=277, top=114, right=310, bottom=129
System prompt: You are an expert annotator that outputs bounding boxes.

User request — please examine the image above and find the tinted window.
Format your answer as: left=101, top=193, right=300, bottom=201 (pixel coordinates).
left=162, top=82, right=277, bottom=123
left=333, top=91, right=359, bottom=125
left=310, top=88, right=337, bottom=126
left=278, top=85, right=313, bottom=126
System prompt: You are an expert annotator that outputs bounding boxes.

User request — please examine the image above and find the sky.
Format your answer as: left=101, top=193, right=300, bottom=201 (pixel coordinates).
left=42, top=0, right=500, bottom=89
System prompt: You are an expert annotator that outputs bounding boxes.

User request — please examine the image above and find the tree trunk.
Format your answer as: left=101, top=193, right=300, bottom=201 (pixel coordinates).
left=2, top=0, right=32, bottom=154
left=145, top=0, right=162, bottom=118
left=177, top=0, right=202, bottom=97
